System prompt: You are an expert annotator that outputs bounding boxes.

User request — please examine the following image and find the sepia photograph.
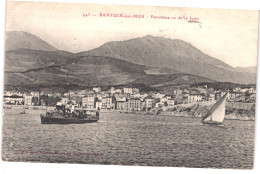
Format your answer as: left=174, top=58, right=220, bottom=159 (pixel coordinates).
left=1, top=0, right=259, bottom=172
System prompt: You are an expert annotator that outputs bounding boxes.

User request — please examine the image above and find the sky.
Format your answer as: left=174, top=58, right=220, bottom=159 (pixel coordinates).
left=5, top=1, right=259, bottom=67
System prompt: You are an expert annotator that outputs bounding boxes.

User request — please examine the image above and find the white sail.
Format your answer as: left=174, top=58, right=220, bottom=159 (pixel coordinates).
left=203, top=113, right=212, bottom=122
left=211, top=98, right=226, bottom=122
left=202, top=93, right=228, bottom=124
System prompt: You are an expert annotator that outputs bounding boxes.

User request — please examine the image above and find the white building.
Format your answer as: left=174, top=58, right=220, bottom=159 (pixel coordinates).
left=82, top=95, right=96, bottom=108
left=24, top=95, right=33, bottom=105
left=123, top=87, right=133, bottom=94
left=155, top=101, right=164, bottom=108
left=161, top=95, right=172, bottom=103
left=209, top=93, right=215, bottom=102
left=3, top=95, right=23, bottom=105
left=233, top=87, right=241, bottom=92
left=5, top=91, right=23, bottom=97
left=30, top=91, right=40, bottom=97
left=167, top=99, right=175, bottom=106
left=102, top=97, right=113, bottom=109
left=249, top=87, right=256, bottom=94
left=96, top=100, right=102, bottom=110
left=61, top=98, right=69, bottom=104
left=152, top=93, right=165, bottom=99
left=116, top=97, right=127, bottom=102
left=115, top=89, right=123, bottom=94
left=93, top=87, right=101, bottom=93
left=188, top=94, right=202, bottom=103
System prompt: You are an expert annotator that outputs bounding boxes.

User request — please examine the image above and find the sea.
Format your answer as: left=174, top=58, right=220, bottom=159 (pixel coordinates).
left=2, top=108, right=255, bottom=169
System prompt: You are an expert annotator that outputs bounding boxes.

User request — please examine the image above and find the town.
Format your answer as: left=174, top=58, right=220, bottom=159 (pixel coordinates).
left=3, top=85, right=256, bottom=112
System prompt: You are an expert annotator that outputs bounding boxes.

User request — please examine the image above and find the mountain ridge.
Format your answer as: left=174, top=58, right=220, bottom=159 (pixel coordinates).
left=5, top=52, right=214, bottom=91
left=79, top=35, right=256, bottom=84
left=5, top=31, right=57, bottom=51
left=4, top=31, right=257, bottom=88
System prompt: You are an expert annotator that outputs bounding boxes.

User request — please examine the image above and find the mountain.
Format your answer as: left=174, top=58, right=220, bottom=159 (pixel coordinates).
left=234, top=66, right=257, bottom=75
left=4, top=32, right=257, bottom=92
left=5, top=51, right=213, bottom=90
left=5, top=48, right=75, bottom=72
left=80, top=35, right=256, bottom=84
left=5, top=31, right=57, bottom=51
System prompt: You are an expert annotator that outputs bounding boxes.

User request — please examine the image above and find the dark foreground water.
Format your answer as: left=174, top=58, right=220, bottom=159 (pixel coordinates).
left=2, top=108, right=255, bottom=169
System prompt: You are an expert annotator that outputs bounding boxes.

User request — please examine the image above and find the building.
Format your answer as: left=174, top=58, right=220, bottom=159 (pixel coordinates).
left=123, top=87, right=133, bottom=94
left=114, top=93, right=129, bottom=99
left=128, top=98, right=141, bottom=111
left=228, top=92, right=242, bottom=100
left=155, top=101, right=164, bottom=108
left=240, top=88, right=249, bottom=93
left=24, top=94, right=33, bottom=105
left=3, top=95, right=23, bottom=105
left=5, top=91, right=23, bottom=97
left=116, top=97, right=127, bottom=102
left=152, top=93, right=165, bottom=99
left=96, top=100, right=102, bottom=110
left=209, top=93, right=215, bottom=102
left=248, top=87, right=256, bottom=94
left=249, top=93, right=256, bottom=101
left=188, top=94, right=202, bottom=103
left=101, top=97, right=113, bottom=109
left=233, top=87, right=241, bottom=92
left=161, top=95, right=173, bottom=103
left=123, top=101, right=128, bottom=110
left=220, top=91, right=229, bottom=98
left=144, top=97, right=155, bottom=110
left=96, top=93, right=103, bottom=100
left=116, top=101, right=125, bottom=110
left=63, top=92, right=71, bottom=97
left=82, top=95, right=96, bottom=108
left=141, top=101, right=146, bottom=110
left=30, top=91, right=40, bottom=97
left=115, top=89, right=123, bottom=94
left=167, top=99, right=175, bottom=106
left=61, top=97, right=69, bottom=105
left=132, top=88, right=140, bottom=94
left=182, top=96, right=188, bottom=103
left=93, top=87, right=101, bottom=93
left=109, top=87, right=116, bottom=94
left=173, top=89, right=182, bottom=96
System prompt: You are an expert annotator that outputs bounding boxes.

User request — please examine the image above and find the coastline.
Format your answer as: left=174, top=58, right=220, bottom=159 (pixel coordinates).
left=99, top=106, right=255, bottom=121
left=3, top=104, right=255, bottom=121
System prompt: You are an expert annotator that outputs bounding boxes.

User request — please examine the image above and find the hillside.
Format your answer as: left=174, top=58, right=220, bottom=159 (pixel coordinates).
left=4, top=32, right=257, bottom=92
left=5, top=31, right=57, bottom=51
left=5, top=49, right=75, bottom=72
left=80, top=35, right=256, bottom=84
left=234, top=66, right=257, bottom=75
left=5, top=52, right=213, bottom=90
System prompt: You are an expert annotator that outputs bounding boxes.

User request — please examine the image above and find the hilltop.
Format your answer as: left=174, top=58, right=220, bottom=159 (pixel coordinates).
left=80, top=35, right=256, bottom=84
left=5, top=31, right=57, bottom=51
left=4, top=32, right=257, bottom=93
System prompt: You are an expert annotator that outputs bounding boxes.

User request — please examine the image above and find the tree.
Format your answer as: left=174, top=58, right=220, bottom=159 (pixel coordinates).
left=32, top=97, right=39, bottom=106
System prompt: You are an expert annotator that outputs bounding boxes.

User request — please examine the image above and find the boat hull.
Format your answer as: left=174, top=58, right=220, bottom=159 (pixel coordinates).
left=202, top=121, right=223, bottom=125
left=40, top=114, right=99, bottom=124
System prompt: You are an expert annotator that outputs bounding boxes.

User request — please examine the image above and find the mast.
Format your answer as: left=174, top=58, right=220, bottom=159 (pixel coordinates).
left=196, top=57, right=199, bottom=85
left=66, top=71, right=70, bottom=100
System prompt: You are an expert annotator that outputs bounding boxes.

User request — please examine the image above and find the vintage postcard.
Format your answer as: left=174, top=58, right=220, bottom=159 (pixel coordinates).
left=1, top=1, right=259, bottom=169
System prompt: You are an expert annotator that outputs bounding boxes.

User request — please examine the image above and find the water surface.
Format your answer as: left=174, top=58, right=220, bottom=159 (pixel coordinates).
left=2, top=108, right=255, bottom=169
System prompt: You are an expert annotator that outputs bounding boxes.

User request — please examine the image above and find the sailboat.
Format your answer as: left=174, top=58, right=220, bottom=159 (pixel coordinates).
left=202, top=93, right=228, bottom=125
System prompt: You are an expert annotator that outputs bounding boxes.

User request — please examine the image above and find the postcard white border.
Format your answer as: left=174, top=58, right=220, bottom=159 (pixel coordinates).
left=0, top=1, right=259, bottom=174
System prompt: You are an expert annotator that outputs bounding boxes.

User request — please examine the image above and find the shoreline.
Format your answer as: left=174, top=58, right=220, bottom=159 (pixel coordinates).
left=99, top=109, right=254, bottom=121
left=3, top=106, right=255, bottom=121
